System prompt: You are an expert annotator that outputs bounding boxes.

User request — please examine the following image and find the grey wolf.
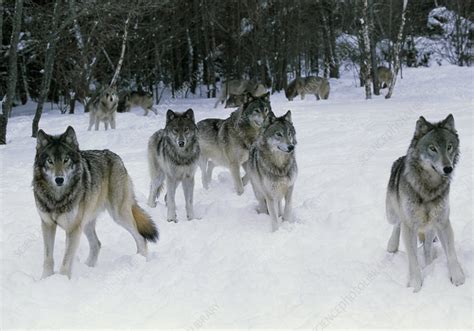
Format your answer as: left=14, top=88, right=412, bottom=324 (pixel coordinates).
left=386, top=114, right=464, bottom=292
left=214, top=79, right=267, bottom=108
left=147, top=109, right=200, bottom=223
left=225, top=94, right=247, bottom=109
left=285, top=76, right=330, bottom=101
left=120, top=91, right=157, bottom=116
left=198, top=93, right=271, bottom=195
left=33, top=126, right=158, bottom=279
left=377, top=66, right=393, bottom=89
left=87, top=87, right=119, bottom=131
left=247, top=110, right=297, bottom=232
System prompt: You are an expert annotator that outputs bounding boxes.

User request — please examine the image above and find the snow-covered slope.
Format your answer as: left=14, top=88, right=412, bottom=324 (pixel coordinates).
left=1, top=65, right=472, bottom=329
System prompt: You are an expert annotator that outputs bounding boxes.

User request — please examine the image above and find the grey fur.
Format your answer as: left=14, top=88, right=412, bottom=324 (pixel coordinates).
left=120, top=91, right=157, bottom=116
left=33, top=126, right=158, bottom=279
left=377, top=66, right=393, bottom=89
left=147, top=109, right=200, bottom=223
left=214, top=79, right=267, bottom=108
left=247, top=111, right=298, bottom=232
left=386, top=114, right=464, bottom=292
left=285, top=76, right=330, bottom=101
left=198, top=93, right=271, bottom=195
left=87, top=87, right=119, bottom=131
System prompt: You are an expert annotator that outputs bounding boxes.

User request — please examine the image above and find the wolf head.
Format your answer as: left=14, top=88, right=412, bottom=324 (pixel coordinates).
left=165, top=109, right=197, bottom=149
left=241, top=92, right=271, bottom=128
left=35, top=126, right=81, bottom=188
left=285, top=78, right=302, bottom=101
left=100, top=87, right=118, bottom=109
left=225, top=94, right=246, bottom=108
left=260, top=110, right=297, bottom=154
left=410, top=114, right=459, bottom=178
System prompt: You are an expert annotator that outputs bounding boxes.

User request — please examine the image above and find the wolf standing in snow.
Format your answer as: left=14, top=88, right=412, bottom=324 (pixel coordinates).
left=147, top=109, right=200, bottom=223
left=198, top=93, right=271, bottom=195
left=285, top=76, right=330, bottom=101
left=87, top=87, right=119, bottom=131
left=247, top=111, right=297, bottom=232
left=120, top=91, right=157, bottom=116
left=386, top=114, right=464, bottom=292
left=376, top=66, right=393, bottom=90
left=33, top=126, right=158, bottom=279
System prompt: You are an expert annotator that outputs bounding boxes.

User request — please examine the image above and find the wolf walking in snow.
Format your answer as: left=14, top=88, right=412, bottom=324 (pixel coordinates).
left=376, top=66, right=393, bottom=90
left=198, top=93, right=271, bottom=195
left=285, top=76, right=330, bottom=101
left=33, top=126, right=158, bottom=279
left=214, top=79, right=267, bottom=108
left=247, top=111, right=298, bottom=232
left=385, top=114, right=464, bottom=292
left=119, top=90, right=157, bottom=116
left=87, top=87, right=119, bottom=131
left=147, top=109, right=200, bottom=223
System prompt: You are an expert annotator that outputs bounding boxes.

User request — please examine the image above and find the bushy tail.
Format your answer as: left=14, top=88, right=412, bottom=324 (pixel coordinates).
left=132, top=203, right=159, bottom=242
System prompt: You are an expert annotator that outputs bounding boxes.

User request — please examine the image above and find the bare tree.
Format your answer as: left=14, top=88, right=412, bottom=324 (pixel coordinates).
left=360, top=0, right=372, bottom=99
left=385, top=0, right=408, bottom=99
left=110, top=13, right=131, bottom=87
left=0, top=0, right=23, bottom=145
left=32, top=0, right=61, bottom=138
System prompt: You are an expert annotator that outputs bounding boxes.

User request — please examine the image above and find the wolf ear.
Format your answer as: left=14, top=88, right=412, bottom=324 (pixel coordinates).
left=440, top=114, right=455, bottom=132
left=263, top=111, right=276, bottom=128
left=283, top=110, right=292, bottom=123
left=415, top=116, right=432, bottom=138
left=36, top=129, right=51, bottom=150
left=62, top=126, right=79, bottom=148
left=166, top=109, right=175, bottom=123
left=184, top=108, right=195, bottom=122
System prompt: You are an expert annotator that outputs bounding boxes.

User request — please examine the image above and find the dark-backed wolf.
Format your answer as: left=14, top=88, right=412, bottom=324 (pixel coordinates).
left=87, top=87, right=118, bottom=131
left=285, top=76, right=330, bottom=101
left=386, top=114, right=464, bottom=292
left=147, top=109, right=200, bottom=223
left=120, top=91, right=157, bottom=116
left=248, top=111, right=297, bottom=232
left=198, top=93, right=271, bottom=195
left=33, top=127, right=158, bottom=279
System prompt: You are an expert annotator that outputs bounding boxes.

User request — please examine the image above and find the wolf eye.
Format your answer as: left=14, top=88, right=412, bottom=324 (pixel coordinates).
left=46, top=158, right=53, bottom=165
left=64, top=157, right=70, bottom=163
left=447, top=144, right=453, bottom=151
left=184, top=127, right=189, bottom=133
left=275, top=132, right=283, bottom=138
left=429, top=145, right=437, bottom=152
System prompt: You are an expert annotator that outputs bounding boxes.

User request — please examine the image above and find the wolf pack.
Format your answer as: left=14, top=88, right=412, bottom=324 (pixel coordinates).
left=33, top=67, right=465, bottom=293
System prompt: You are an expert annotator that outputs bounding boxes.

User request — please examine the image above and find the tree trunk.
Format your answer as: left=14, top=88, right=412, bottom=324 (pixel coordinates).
left=369, top=0, right=380, bottom=95
left=32, top=0, right=61, bottom=138
left=361, top=0, right=372, bottom=99
left=385, top=0, right=408, bottom=99
left=110, top=13, right=131, bottom=87
left=0, top=0, right=23, bottom=145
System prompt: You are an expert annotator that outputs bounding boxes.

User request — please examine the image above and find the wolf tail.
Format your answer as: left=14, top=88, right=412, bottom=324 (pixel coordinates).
left=132, top=203, right=159, bottom=242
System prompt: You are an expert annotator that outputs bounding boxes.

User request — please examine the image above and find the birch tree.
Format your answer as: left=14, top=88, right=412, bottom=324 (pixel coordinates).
left=0, top=0, right=23, bottom=145
left=109, top=13, right=131, bottom=87
left=361, top=0, right=372, bottom=99
left=385, top=0, right=408, bottom=99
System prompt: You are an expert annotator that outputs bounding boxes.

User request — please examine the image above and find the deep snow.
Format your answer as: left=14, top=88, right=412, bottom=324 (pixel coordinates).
left=1, top=65, right=472, bottom=329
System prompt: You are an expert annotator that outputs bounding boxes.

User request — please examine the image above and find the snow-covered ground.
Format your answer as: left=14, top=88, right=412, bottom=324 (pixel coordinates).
left=1, top=65, right=472, bottom=329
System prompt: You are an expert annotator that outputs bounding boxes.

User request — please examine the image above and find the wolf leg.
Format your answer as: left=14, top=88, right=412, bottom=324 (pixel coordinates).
left=230, top=162, right=244, bottom=195
left=183, top=176, right=195, bottom=220
left=241, top=161, right=250, bottom=186
left=94, top=119, right=100, bottom=131
left=104, top=121, right=109, bottom=131
left=402, top=222, right=422, bottom=292
left=143, top=108, right=149, bottom=116
left=423, top=229, right=435, bottom=265
left=315, top=93, right=320, bottom=100
left=266, top=197, right=280, bottom=232
left=165, top=177, right=178, bottom=223
left=387, top=223, right=401, bottom=253
left=199, top=157, right=210, bottom=189
left=206, top=161, right=215, bottom=184
left=437, top=221, right=465, bottom=286
left=41, top=220, right=57, bottom=279
left=59, top=226, right=82, bottom=279
left=84, top=219, right=101, bottom=267
left=88, top=114, right=95, bottom=131
left=147, top=172, right=165, bottom=207
left=114, top=208, right=148, bottom=256
left=110, top=116, right=116, bottom=129
left=283, top=185, right=294, bottom=223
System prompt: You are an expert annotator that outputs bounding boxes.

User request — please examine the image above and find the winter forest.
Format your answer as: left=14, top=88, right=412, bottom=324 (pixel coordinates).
left=1, top=0, right=473, bottom=329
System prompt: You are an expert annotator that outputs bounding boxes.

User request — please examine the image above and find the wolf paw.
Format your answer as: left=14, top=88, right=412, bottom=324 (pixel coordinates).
left=59, top=267, right=72, bottom=279
left=167, top=218, right=178, bottom=223
left=449, top=263, right=465, bottom=286
left=41, top=268, right=54, bottom=279
left=407, top=273, right=423, bottom=293
left=236, top=187, right=244, bottom=196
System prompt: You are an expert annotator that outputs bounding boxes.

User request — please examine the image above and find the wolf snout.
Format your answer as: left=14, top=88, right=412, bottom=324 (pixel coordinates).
left=443, top=166, right=453, bottom=175
left=178, top=141, right=185, bottom=147
left=287, top=144, right=295, bottom=152
left=55, top=177, right=65, bottom=186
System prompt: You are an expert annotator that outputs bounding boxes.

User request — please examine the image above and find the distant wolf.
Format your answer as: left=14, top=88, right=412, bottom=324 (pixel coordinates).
left=385, top=114, right=464, bottom=292
left=224, top=94, right=247, bottom=109
left=248, top=111, right=297, bottom=232
left=377, top=66, right=393, bottom=89
left=214, top=79, right=267, bottom=108
left=147, top=109, right=200, bottom=223
left=87, top=87, right=119, bottom=131
left=199, top=93, right=271, bottom=195
left=285, top=76, right=330, bottom=101
left=33, top=126, right=158, bottom=279
left=120, top=91, right=157, bottom=116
